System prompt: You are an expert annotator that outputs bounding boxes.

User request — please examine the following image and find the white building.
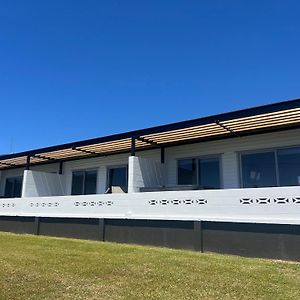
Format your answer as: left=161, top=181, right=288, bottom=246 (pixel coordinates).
left=1, top=98, right=300, bottom=261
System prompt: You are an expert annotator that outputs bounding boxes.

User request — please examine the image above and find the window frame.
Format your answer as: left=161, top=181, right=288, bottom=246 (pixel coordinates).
left=71, top=168, right=98, bottom=195
left=239, top=145, right=300, bottom=188
left=176, top=154, right=222, bottom=188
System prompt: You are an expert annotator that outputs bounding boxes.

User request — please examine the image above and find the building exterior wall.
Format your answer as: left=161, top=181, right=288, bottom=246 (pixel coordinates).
left=62, top=149, right=160, bottom=195
left=165, top=128, right=300, bottom=188
left=1, top=128, right=300, bottom=196
left=0, top=163, right=60, bottom=196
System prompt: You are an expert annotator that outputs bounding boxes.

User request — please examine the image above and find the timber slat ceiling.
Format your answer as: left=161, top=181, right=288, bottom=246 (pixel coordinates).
left=1, top=99, right=300, bottom=170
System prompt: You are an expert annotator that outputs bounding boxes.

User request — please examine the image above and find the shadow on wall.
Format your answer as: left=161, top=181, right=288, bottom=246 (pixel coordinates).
left=22, top=170, right=66, bottom=197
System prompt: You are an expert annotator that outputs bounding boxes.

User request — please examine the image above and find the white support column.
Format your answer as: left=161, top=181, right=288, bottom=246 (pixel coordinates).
left=128, top=156, right=141, bottom=193
left=128, top=156, right=166, bottom=193
left=22, top=170, right=66, bottom=197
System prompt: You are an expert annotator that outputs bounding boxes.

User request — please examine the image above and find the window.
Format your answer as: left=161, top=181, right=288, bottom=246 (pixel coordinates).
left=178, top=157, right=221, bottom=189
left=277, top=147, right=300, bottom=186
left=4, top=176, right=23, bottom=198
left=240, top=146, right=300, bottom=188
left=71, top=170, right=97, bottom=195
left=241, top=152, right=277, bottom=188
left=107, top=166, right=128, bottom=193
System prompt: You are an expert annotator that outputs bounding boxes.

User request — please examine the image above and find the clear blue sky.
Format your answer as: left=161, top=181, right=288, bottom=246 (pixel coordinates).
left=1, top=1, right=300, bottom=154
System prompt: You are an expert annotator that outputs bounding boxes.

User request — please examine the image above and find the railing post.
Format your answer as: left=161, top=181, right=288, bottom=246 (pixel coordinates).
left=194, top=220, right=203, bottom=252
left=99, top=219, right=105, bottom=241
left=34, top=217, right=40, bottom=236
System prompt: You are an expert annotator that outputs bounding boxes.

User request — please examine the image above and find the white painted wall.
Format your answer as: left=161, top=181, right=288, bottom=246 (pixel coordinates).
left=22, top=170, right=66, bottom=197
left=128, top=156, right=165, bottom=193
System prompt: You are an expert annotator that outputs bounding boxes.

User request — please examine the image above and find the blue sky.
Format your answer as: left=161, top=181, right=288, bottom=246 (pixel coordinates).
left=1, top=1, right=300, bottom=154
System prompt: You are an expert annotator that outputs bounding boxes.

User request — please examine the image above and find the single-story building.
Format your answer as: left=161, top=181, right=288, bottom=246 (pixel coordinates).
left=1, top=98, right=300, bottom=261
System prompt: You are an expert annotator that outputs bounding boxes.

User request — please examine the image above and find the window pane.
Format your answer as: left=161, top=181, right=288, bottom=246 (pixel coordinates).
left=4, top=178, right=14, bottom=198
left=84, top=170, right=97, bottom=194
left=71, top=171, right=84, bottom=195
left=178, top=159, right=197, bottom=185
left=278, top=147, right=300, bottom=186
left=198, top=158, right=220, bottom=189
left=13, top=177, right=23, bottom=198
left=108, top=167, right=127, bottom=192
left=241, top=152, right=277, bottom=188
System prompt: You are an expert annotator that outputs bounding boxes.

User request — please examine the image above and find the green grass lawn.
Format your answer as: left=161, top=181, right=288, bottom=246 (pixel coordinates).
left=0, top=232, right=300, bottom=300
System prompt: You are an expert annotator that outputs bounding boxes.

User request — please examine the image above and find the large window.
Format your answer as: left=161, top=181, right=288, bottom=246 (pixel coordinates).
left=241, top=152, right=277, bottom=188
left=71, top=170, right=97, bottom=195
left=4, top=176, right=23, bottom=198
left=178, top=157, right=221, bottom=189
left=240, top=146, right=300, bottom=188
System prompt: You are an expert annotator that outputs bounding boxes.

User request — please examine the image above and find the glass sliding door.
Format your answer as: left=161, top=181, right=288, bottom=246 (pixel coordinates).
left=108, top=166, right=128, bottom=193
left=4, top=176, right=23, bottom=198
left=240, top=151, right=277, bottom=188
left=198, top=158, right=220, bottom=189
left=71, top=170, right=97, bottom=195
left=177, top=159, right=197, bottom=185
left=177, top=157, right=221, bottom=189
left=277, top=147, right=300, bottom=186
left=240, top=146, right=300, bottom=188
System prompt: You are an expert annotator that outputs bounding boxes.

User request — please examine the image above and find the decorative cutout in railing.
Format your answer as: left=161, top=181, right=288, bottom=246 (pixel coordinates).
left=196, top=198, right=207, bottom=205
left=240, top=197, right=300, bottom=205
left=148, top=198, right=207, bottom=206
left=274, top=197, right=289, bottom=204
left=240, top=198, right=253, bottom=204
left=256, top=197, right=271, bottom=204
left=30, top=202, right=59, bottom=207
left=74, top=201, right=114, bottom=207
left=1, top=203, right=16, bottom=208
left=293, top=197, right=300, bottom=203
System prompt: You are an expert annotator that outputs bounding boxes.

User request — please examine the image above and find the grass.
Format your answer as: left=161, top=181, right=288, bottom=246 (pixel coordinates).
left=0, top=232, right=299, bottom=300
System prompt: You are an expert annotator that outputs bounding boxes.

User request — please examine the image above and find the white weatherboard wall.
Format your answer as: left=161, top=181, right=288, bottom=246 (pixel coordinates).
left=128, top=156, right=165, bottom=193
left=0, top=163, right=60, bottom=197
left=22, top=170, right=66, bottom=197
left=63, top=149, right=160, bottom=195
left=165, top=128, right=300, bottom=188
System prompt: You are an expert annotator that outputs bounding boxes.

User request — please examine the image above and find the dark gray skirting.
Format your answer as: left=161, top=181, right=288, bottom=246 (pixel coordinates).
left=0, top=216, right=300, bottom=261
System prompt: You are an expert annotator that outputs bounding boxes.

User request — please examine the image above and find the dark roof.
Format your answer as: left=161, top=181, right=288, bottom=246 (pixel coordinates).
left=1, top=98, right=300, bottom=170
